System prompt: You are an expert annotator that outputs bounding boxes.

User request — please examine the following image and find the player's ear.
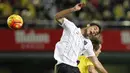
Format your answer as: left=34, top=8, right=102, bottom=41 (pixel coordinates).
left=99, top=44, right=102, bottom=49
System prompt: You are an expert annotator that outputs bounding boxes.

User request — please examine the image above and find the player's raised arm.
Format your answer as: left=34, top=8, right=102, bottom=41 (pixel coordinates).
left=55, top=3, right=85, bottom=24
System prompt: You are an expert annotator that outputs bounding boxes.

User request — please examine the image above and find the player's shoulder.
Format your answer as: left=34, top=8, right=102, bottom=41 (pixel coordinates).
left=78, top=56, right=88, bottom=63
left=78, top=55, right=86, bottom=59
left=86, top=58, right=94, bottom=66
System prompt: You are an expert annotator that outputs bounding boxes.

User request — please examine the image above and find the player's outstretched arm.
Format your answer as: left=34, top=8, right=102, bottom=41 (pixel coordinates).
left=88, top=56, right=108, bottom=73
left=55, top=3, right=85, bottom=23
left=88, top=65, right=98, bottom=73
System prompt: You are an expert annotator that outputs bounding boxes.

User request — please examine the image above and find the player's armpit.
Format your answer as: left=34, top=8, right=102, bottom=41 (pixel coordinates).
left=88, top=65, right=98, bottom=73
left=55, top=17, right=64, bottom=25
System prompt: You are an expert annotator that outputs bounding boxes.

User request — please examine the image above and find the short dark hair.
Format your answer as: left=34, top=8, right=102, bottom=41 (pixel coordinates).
left=89, top=23, right=102, bottom=34
left=89, top=36, right=102, bottom=51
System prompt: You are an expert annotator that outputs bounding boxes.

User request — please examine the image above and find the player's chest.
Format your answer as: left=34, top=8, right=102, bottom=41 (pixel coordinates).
left=69, top=31, right=85, bottom=48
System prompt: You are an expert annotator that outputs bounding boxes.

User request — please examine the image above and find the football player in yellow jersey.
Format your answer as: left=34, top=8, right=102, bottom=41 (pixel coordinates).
left=78, top=36, right=102, bottom=73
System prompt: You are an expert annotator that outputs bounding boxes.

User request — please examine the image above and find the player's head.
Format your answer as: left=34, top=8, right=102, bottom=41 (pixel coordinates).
left=90, top=36, right=102, bottom=56
left=84, top=23, right=102, bottom=37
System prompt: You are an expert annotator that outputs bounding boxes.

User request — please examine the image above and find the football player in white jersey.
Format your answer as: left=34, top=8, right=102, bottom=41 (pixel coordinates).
left=54, top=3, right=108, bottom=73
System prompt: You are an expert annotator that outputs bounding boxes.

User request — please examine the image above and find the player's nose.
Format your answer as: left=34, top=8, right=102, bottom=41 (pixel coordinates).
left=92, top=30, right=96, bottom=35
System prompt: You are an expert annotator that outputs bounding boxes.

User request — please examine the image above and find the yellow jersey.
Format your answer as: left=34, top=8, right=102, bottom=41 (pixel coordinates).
left=78, top=56, right=94, bottom=73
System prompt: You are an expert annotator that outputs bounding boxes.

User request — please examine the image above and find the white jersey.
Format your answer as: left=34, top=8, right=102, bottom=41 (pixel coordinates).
left=54, top=18, right=95, bottom=67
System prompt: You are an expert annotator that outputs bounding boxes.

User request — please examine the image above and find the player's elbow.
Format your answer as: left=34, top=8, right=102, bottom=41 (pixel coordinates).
left=88, top=69, right=98, bottom=73
left=88, top=65, right=98, bottom=73
left=88, top=69, right=93, bottom=73
left=89, top=71, right=97, bottom=73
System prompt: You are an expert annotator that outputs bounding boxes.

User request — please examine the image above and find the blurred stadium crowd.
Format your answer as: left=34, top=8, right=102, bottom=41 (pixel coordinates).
left=0, top=0, right=130, bottom=28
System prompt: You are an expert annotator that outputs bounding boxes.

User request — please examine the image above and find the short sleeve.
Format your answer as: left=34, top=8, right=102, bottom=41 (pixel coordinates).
left=83, top=40, right=95, bottom=57
left=60, top=18, right=77, bottom=32
left=86, top=58, right=94, bottom=66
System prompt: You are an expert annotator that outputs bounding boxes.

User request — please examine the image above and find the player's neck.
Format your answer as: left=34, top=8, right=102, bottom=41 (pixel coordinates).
left=81, top=28, right=86, bottom=35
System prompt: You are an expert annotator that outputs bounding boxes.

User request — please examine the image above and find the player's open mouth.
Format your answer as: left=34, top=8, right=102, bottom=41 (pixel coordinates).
left=90, top=31, right=93, bottom=35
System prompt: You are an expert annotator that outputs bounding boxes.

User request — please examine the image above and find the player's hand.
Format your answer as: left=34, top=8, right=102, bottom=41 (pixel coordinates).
left=72, top=3, right=86, bottom=11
